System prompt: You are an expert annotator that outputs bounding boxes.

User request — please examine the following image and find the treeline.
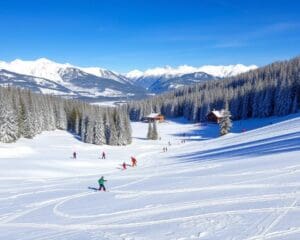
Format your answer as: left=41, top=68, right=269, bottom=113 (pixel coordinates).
left=126, top=56, right=300, bottom=122
left=0, top=86, right=131, bottom=144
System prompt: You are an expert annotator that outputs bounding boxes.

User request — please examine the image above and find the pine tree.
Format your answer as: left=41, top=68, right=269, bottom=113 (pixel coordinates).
left=291, top=93, right=298, bottom=113
left=85, top=116, right=94, bottom=144
left=126, top=56, right=300, bottom=123
left=123, top=111, right=132, bottom=144
left=55, top=102, right=67, bottom=130
left=107, top=119, right=118, bottom=145
left=74, top=112, right=80, bottom=135
left=93, top=115, right=105, bottom=145
left=22, top=104, right=36, bottom=139
left=0, top=86, right=132, bottom=145
left=80, top=116, right=87, bottom=142
left=0, top=94, right=18, bottom=143
left=147, top=121, right=153, bottom=139
left=219, top=108, right=232, bottom=136
left=152, top=120, right=158, bottom=140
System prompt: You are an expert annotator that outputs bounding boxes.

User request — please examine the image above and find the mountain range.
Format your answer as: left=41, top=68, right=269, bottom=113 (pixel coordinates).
left=0, top=58, right=257, bottom=101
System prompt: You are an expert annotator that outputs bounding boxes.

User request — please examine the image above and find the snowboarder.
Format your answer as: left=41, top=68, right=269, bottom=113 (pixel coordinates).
left=131, top=156, right=137, bottom=167
left=122, top=162, right=127, bottom=170
left=73, top=151, right=77, bottom=159
left=98, top=176, right=107, bottom=191
left=102, top=151, right=106, bottom=159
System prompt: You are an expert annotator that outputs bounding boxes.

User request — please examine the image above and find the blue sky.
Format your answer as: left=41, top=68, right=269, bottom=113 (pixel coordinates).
left=1, top=0, right=300, bottom=72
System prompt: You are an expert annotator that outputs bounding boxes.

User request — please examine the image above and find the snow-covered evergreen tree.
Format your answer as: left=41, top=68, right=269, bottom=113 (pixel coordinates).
left=0, top=86, right=132, bottom=145
left=291, top=94, right=298, bottom=113
left=147, top=121, right=153, bottom=139
left=80, top=116, right=87, bottom=142
left=85, top=116, right=94, bottom=144
left=93, top=114, right=105, bottom=145
left=219, top=104, right=232, bottom=136
left=127, top=56, right=300, bottom=122
left=152, top=120, right=158, bottom=140
left=22, top=104, right=36, bottom=139
left=74, top=113, right=80, bottom=135
left=55, top=102, right=67, bottom=130
left=0, top=94, right=18, bottom=143
left=107, top=116, right=118, bottom=145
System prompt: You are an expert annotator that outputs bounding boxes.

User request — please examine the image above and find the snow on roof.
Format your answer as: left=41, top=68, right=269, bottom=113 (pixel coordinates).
left=146, top=113, right=161, bottom=118
left=211, top=110, right=225, bottom=118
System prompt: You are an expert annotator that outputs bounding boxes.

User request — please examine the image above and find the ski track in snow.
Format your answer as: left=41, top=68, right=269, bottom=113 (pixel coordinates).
left=0, top=114, right=300, bottom=239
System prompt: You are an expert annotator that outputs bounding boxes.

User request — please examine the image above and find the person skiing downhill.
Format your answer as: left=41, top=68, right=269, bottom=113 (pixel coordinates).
left=73, top=151, right=77, bottom=159
left=102, top=151, right=106, bottom=159
left=131, top=156, right=137, bottom=167
left=122, top=162, right=127, bottom=170
left=98, top=176, right=107, bottom=191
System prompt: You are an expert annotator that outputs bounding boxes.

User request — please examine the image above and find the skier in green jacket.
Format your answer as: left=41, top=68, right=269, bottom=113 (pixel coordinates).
left=98, top=176, right=107, bottom=191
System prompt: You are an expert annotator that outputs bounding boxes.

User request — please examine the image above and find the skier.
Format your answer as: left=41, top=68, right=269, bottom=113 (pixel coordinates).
left=131, top=156, right=137, bottom=167
left=168, top=141, right=171, bottom=146
left=122, top=162, right=127, bottom=170
left=165, top=146, right=168, bottom=152
left=102, top=151, right=106, bottom=159
left=163, top=147, right=165, bottom=152
left=98, top=176, right=107, bottom=191
left=73, top=151, right=77, bottom=159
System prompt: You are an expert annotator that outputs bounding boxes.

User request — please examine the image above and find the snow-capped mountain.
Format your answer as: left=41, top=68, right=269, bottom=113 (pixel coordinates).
left=127, top=64, right=258, bottom=89
left=0, top=58, right=146, bottom=101
left=0, top=58, right=131, bottom=84
left=0, top=58, right=258, bottom=99
left=0, top=69, right=77, bottom=96
left=148, top=72, right=217, bottom=93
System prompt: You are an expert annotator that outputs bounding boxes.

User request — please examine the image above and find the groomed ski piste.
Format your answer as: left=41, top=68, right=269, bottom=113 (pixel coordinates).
left=0, top=114, right=300, bottom=240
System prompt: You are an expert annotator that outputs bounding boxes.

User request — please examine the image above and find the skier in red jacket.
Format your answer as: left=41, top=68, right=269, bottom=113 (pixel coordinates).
left=131, top=156, right=137, bottom=167
left=122, top=162, right=127, bottom=170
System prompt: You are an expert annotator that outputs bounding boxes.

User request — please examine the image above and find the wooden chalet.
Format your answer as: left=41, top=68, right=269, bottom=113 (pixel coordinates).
left=206, top=110, right=226, bottom=123
left=143, top=113, right=165, bottom=123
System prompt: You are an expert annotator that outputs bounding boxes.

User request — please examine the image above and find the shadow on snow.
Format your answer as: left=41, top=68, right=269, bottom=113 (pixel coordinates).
left=175, top=132, right=300, bottom=163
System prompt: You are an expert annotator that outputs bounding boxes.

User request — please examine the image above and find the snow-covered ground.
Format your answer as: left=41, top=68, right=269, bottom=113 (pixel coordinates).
left=0, top=114, right=300, bottom=240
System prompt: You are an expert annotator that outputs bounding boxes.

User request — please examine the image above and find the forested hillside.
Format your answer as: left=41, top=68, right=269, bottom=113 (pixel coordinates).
left=0, top=86, right=131, bottom=144
left=127, top=56, right=300, bottom=122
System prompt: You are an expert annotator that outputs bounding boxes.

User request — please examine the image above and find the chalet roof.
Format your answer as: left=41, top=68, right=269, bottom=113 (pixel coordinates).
left=210, top=110, right=225, bottom=118
left=146, top=113, right=161, bottom=118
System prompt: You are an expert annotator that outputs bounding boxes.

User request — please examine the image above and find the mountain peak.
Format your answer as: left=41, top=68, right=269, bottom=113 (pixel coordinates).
left=127, top=64, right=258, bottom=79
left=126, top=69, right=144, bottom=79
left=35, top=57, right=54, bottom=63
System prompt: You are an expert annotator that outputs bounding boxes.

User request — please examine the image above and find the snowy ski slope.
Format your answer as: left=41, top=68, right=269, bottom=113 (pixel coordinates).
left=0, top=114, right=300, bottom=240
